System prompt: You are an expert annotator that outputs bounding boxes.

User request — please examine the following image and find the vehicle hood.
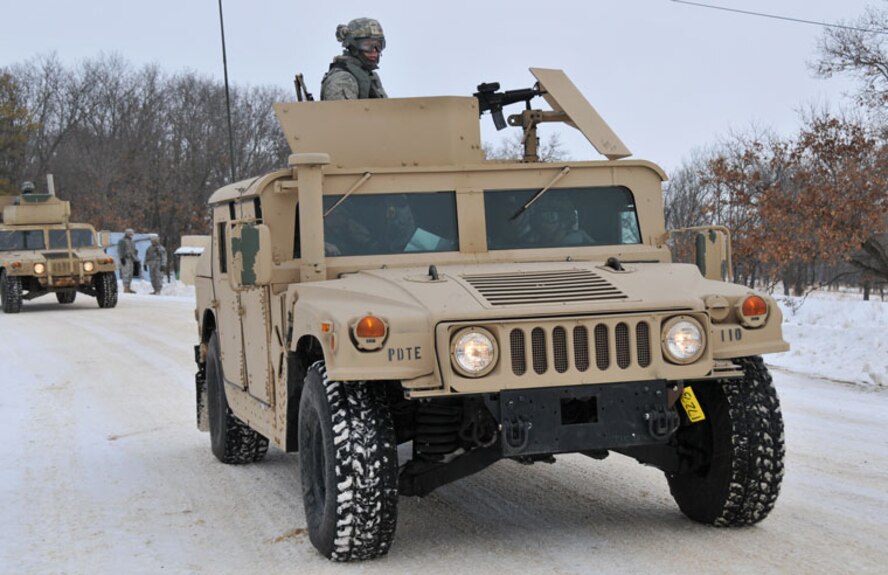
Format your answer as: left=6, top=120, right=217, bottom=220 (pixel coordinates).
left=296, top=260, right=755, bottom=322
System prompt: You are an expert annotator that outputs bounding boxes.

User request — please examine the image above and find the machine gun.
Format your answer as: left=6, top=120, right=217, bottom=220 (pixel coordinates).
left=473, top=82, right=542, bottom=130
left=294, top=73, right=315, bottom=102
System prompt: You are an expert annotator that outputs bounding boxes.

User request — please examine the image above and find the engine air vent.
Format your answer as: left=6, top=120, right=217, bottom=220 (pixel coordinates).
left=461, top=269, right=627, bottom=306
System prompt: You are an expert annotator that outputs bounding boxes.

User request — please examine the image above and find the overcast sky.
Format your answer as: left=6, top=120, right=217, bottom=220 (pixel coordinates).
left=0, top=0, right=878, bottom=172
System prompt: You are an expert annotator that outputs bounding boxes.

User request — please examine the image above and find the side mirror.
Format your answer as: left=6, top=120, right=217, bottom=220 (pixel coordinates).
left=228, top=223, right=273, bottom=289
left=695, top=228, right=730, bottom=282
left=97, top=230, right=113, bottom=249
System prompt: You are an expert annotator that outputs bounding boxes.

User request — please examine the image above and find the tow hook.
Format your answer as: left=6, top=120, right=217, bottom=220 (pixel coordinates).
left=502, top=417, right=532, bottom=451
left=645, top=407, right=680, bottom=439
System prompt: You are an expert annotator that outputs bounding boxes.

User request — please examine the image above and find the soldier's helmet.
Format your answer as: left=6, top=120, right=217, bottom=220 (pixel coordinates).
left=336, top=18, right=385, bottom=67
left=21, top=181, right=35, bottom=194
left=151, top=236, right=159, bottom=244
left=125, top=228, right=135, bottom=237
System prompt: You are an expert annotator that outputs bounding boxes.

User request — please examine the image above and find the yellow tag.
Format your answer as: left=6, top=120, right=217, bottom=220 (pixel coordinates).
left=680, top=386, right=706, bottom=423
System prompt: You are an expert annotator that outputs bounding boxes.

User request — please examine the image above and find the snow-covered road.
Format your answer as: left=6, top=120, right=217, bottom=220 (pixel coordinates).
left=1, top=292, right=887, bottom=574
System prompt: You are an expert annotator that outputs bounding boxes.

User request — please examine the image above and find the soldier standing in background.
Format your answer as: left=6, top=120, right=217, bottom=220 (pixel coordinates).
left=321, top=18, right=388, bottom=101
left=117, top=229, right=138, bottom=294
left=144, top=237, right=167, bottom=295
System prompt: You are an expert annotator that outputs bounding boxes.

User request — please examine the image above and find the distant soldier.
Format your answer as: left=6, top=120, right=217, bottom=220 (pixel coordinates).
left=144, top=237, right=167, bottom=295
left=117, top=229, right=138, bottom=294
left=321, top=18, right=388, bottom=101
left=20, top=181, right=35, bottom=194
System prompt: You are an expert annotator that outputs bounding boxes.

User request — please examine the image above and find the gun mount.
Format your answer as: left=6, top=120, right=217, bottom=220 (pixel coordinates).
left=474, top=69, right=631, bottom=162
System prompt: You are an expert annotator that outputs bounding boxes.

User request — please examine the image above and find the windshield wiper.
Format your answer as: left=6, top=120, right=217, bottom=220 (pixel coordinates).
left=509, top=166, right=571, bottom=221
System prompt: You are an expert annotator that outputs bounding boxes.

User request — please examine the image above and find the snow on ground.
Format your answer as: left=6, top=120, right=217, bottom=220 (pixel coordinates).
left=0, top=281, right=886, bottom=573
left=769, top=289, right=887, bottom=388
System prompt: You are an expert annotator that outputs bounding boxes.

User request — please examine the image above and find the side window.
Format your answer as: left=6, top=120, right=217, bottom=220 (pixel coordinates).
left=217, top=222, right=228, bottom=274
left=253, top=198, right=263, bottom=223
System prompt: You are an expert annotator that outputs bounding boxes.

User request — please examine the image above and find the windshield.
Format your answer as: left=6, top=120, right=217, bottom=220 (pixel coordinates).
left=322, top=192, right=458, bottom=256
left=48, top=228, right=95, bottom=249
left=484, top=186, right=641, bottom=250
left=0, top=230, right=46, bottom=251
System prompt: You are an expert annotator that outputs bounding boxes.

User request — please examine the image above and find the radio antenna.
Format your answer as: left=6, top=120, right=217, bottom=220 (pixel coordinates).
left=217, top=0, right=237, bottom=183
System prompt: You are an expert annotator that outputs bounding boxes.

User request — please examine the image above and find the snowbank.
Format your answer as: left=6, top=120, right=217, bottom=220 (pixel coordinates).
left=769, top=290, right=887, bottom=388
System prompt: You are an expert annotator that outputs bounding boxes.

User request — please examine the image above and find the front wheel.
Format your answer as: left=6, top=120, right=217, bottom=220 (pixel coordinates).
left=298, top=361, right=398, bottom=562
left=95, top=272, right=118, bottom=309
left=1, top=271, right=23, bottom=313
left=206, top=333, right=268, bottom=464
left=667, top=356, right=785, bottom=526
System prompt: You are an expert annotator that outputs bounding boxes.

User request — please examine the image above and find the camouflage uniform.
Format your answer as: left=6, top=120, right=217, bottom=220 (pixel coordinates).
left=117, top=229, right=138, bottom=293
left=321, top=18, right=388, bottom=101
left=144, top=238, right=167, bottom=295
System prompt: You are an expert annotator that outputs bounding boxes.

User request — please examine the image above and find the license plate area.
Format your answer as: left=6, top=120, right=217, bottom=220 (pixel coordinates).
left=491, top=380, right=676, bottom=456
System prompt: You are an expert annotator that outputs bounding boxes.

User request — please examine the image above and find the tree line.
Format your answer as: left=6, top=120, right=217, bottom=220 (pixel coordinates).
left=0, top=53, right=290, bottom=261
left=1, top=9, right=886, bottom=296
left=664, top=7, right=888, bottom=299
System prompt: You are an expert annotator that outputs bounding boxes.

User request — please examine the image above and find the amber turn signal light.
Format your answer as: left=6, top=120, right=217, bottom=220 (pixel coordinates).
left=737, top=295, right=768, bottom=328
left=741, top=296, right=767, bottom=317
left=355, top=315, right=386, bottom=338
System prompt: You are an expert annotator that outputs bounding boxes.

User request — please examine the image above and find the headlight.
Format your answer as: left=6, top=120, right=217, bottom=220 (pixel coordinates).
left=662, top=316, right=705, bottom=364
left=83, top=261, right=95, bottom=273
left=451, top=327, right=498, bottom=377
left=34, top=263, right=46, bottom=274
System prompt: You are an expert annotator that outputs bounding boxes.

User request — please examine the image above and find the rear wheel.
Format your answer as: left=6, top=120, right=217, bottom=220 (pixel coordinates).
left=1, top=271, right=23, bottom=313
left=206, top=333, right=268, bottom=464
left=298, top=361, right=398, bottom=561
left=56, top=290, right=76, bottom=304
left=667, top=356, right=785, bottom=526
left=95, top=272, right=118, bottom=308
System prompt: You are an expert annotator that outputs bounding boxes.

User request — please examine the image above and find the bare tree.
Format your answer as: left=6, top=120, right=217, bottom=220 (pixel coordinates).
left=6, top=54, right=291, bottom=261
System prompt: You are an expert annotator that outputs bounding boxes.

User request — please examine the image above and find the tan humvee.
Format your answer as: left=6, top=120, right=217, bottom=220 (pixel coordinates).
left=193, top=68, right=789, bottom=562
left=0, top=181, right=118, bottom=313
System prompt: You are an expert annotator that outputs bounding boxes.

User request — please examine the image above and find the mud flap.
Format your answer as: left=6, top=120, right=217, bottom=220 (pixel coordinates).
left=195, top=344, right=209, bottom=431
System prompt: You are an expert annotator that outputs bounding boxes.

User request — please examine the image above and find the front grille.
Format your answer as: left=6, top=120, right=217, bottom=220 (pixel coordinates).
left=531, top=328, right=547, bottom=374
left=510, top=330, right=526, bottom=375
left=49, top=260, right=73, bottom=276
left=510, top=319, right=654, bottom=376
left=462, top=269, right=627, bottom=306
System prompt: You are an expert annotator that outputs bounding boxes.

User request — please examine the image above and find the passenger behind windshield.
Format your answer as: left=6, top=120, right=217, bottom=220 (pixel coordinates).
left=485, top=187, right=641, bottom=250
left=525, top=195, right=594, bottom=247
left=323, top=192, right=457, bottom=256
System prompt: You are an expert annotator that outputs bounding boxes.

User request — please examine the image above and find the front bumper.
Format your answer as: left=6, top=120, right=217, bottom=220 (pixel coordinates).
left=486, top=379, right=679, bottom=457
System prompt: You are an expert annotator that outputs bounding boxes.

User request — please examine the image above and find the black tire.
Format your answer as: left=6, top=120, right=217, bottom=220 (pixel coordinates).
left=667, top=356, right=785, bottom=526
left=298, top=361, right=398, bottom=562
left=95, top=272, right=118, bottom=309
left=56, top=290, right=77, bottom=304
left=1, top=270, right=23, bottom=314
left=206, top=333, right=269, bottom=464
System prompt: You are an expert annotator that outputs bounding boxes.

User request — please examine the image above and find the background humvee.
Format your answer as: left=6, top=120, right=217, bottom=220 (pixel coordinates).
left=0, top=178, right=117, bottom=312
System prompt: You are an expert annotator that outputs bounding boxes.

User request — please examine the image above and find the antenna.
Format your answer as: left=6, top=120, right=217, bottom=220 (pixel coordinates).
left=217, top=0, right=237, bottom=183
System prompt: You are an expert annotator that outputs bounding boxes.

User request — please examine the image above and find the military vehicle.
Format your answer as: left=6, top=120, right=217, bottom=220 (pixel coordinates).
left=192, top=68, right=789, bottom=561
left=0, top=180, right=118, bottom=313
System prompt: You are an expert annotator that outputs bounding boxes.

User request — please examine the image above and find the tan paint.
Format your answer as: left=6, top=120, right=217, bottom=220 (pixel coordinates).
left=194, top=68, right=789, bottom=450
